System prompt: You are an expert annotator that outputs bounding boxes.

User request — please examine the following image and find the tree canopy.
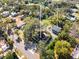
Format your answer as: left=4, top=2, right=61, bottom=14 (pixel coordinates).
left=3, top=51, right=14, bottom=59
left=54, top=40, right=72, bottom=59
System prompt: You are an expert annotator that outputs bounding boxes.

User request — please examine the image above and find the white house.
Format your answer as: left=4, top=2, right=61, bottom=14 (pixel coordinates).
left=2, top=44, right=9, bottom=52
left=66, top=15, right=76, bottom=21
left=11, top=12, right=18, bottom=17
left=1, top=11, right=9, bottom=17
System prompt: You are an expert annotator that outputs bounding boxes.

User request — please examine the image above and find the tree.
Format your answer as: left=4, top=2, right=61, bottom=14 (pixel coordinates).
left=1, top=0, right=9, bottom=4
left=47, top=38, right=58, bottom=50
left=54, top=40, right=72, bottom=59
left=67, top=36, right=77, bottom=48
left=23, top=17, right=40, bottom=41
left=3, top=51, right=14, bottom=59
left=63, top=20, right=72, bottom=32
left=58, top=31, right=69, bottom=40
left=40, top=49, right=54, bottom=59
left=58, top=31, right=77, bottom=48
left=7, top=38, right=14, bottom=49
left=38, top=41, right=54, bottom=59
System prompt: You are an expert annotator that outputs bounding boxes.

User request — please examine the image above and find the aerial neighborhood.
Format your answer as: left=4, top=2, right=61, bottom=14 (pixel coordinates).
left=0, top=0, right=79, bottom=59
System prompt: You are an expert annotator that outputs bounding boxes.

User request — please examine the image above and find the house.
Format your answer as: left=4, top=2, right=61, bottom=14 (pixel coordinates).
left=63, top=0, right=79, bottom=4
left=1, top=11, right=9, bottom=17
left=0, top=37, right=9, bottom=59
left=72, top=13, right=79, bottom=19
left=69, top=8, right=78, bottom=13
left=0, top=37, right=9, bottom=52
left=52, top=25, right=61, bottom=35
left=67, top=8, right=78, bottom=13
left=11, top=12, right=18, bottom=17
left=66, top=14, right=76, bottom=21
left=2, top=44, right=9, bottom=52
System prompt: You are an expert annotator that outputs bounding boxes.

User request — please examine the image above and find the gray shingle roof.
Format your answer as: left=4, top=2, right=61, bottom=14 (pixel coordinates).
left=52, top=25, right=61, bottom=33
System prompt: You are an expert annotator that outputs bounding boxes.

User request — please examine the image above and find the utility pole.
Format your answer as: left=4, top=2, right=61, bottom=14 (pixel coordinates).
left=40, top=4, right=42, bottom=38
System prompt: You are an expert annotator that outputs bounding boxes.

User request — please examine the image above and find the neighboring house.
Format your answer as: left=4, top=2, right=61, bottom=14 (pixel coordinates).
left=0, top=38, right=9, bottom=53
left=65, top=6, right=79, bottom=21
left=0, top=37, right=9, bottom=59
left=69, top=8, right=78, bottom=13
left=67, top=8, right=78, bottom=13
left=52, top=25, right=61, bottom=35
left=11, top=12, right=18, bottom=17
left=66, top=14, right=76, bottom=21
left=63, top=0, right=79, bottom=4
left=2, top=44, right=9, bottom=52
left=1, top=11, right=9, bottom=17
left=72, top=13, right=79, bottom=19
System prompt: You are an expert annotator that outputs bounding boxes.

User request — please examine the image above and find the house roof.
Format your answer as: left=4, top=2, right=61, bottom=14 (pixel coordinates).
left=66, top=15, right=76, bottom=21
left=1, top=11, right=9, bottom=17
left=52, top=25, right=61, bottom=33
left=2, top=44, right=9, bottom=52
left=0, top=38, right=9, bottom=52
left=11, top=12, right=18, bottom=17
left=70, top=8, right=78, bottom=12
